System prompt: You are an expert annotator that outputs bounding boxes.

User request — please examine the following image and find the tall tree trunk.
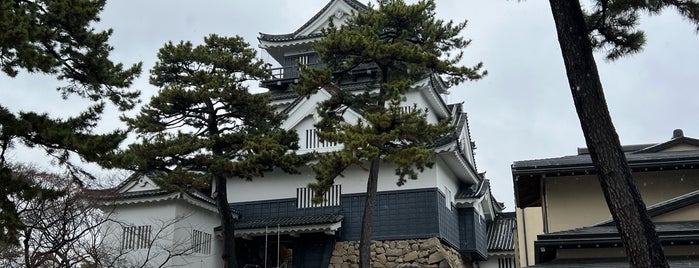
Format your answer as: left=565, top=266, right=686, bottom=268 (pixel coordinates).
left=215, top=174, right=239, bottom=268
left=547, top=1, right=668, bottom=267
left=360, top=156, right=380, bottom=268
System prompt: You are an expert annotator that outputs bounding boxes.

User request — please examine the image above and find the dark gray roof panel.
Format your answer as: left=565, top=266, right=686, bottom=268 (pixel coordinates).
left=513, top=150, right=699, bottom=175
left=236, top=213, right=344, bottom=229
left=486, top=212, right=516, bottom=251
left=456, top=179, right=489, bottom=199
left=540, top=220, right=699, bottom=239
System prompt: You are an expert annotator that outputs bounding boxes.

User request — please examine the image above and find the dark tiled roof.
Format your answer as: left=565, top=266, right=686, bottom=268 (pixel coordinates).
left=512, top=150, right=699, bottom=175
left=539, top=220, right=699, bottom=240
left=487, top=212, right=516, bottom=251
left=634, top=136, right=699, bottom=154
left=270, top=90, right=300, bottom=101
left=530, top=257, right=699, bottom=268
left=236, top=213, right=344, bottom=229
left=456, top=179, right=489, bottom=199
left=433, top=111, right=466, bottom=148
left=535, top=221, right=699, bottom=266
left=594, top=189, right=699, bottom=226
left=259, top=0, right=368, bottom=42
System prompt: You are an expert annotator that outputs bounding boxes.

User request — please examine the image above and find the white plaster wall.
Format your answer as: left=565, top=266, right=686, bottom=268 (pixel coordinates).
left=171, top=201, right=223, bottom=267
left=228, top=162, right=439, bottom=203
left=435, top=158, right=460, bottom=208
left=103, top=202, right=177, bottom=267
left=403, top=90, right=440, bottom=124
left=480, top=255, right=516, bottom=268
left=103, top=200, right=223, bottom=267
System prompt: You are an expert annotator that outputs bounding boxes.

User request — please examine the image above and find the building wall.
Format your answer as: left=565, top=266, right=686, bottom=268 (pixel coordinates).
left=515, top=207, right=543, bottom=267
left=232, top=188, right=441, bottom=242
left=480, top=254, right=516, bottom=268
left=230, top=187, right=483, bottom=252
left=103, top=199, right=222, bottom=267
left=228, top=162, right=441, bottom=203
left=172, top=201, right=223, bottom=267
left=545, top=170, right=699, bottom=233
left=458, top=207, right=488, bottom=259
left=103, top=202, right=177, bottom=267
left=661, top=144, right=699, bottom=152
left=653, top=202, right=699, bottom=222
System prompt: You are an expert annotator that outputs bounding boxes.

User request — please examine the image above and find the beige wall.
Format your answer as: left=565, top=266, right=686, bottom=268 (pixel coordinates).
left=545, top=170, right=699, bottom=233
left=516, top=208, right=543, bottom=267
left=661, top=144, right=699, bottom=152
left=654, top=202, right=699, bottom=222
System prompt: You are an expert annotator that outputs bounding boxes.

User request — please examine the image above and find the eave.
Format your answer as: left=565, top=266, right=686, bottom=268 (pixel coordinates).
left=513, top=151, right=699, bottom=208
left=100, top=190, right=218, bottom=213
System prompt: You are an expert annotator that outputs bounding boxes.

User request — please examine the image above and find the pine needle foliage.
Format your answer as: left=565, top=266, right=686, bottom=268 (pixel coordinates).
left=114, top=34, right=305, bottom=267
left=0, top=0, right=142, bottom=245
left=296, top=0, right=485, bottom=199
left=294, top=1, right=485, bottom=266
left=583, top=0, right=699, bottom=60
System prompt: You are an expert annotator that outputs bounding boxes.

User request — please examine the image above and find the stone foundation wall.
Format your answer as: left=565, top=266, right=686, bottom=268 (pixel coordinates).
left=329, top=237, right=472, bottom=268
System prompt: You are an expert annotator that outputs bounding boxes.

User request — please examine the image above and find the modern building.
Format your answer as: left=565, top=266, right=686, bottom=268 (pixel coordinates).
left=513, top=129, right=699, bottom=267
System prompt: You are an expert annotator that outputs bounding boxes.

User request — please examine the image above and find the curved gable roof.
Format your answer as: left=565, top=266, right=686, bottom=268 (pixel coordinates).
left=258, top=0, right=368, bottom=42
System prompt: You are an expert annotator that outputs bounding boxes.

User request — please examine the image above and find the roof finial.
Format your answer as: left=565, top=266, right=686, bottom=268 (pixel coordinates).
left=672, top=129, right=684, bottom=139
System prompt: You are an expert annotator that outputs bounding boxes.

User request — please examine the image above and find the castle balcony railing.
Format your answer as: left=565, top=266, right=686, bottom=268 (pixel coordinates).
left=261, top=63, right=378, bottom=91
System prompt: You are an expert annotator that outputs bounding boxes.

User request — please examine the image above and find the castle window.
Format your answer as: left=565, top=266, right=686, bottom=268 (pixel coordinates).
left=398, top=106, right=415, bottom=114
left=121, top=225, right=151, bottom=250
left=305, top=129, right=337, bottom=149
left=298, top=55, right=309, bottom=65
left=191, top=229, right=212, bottom=255
left=297, top=184, right=341, bottom=208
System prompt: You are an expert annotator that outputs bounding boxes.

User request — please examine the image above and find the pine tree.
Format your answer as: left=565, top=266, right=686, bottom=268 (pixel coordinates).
left=0, top=0, right=142, bottom=245
left=547, top=1, right=699, bottom=267
left=294, top=1, right=485, bottom=267
left=115, top=34, right=305, bottom=268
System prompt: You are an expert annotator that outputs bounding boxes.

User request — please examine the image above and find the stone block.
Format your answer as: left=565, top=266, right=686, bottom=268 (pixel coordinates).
left=439, top=260, right=452, bottom=268
left=344, top=254, right=358, bottom=263
left=334, top=248, right=347, bottom=256
left=386, top=248, right=403, bottom=256
left=376, top=253, right=387, bottom=264
left=420, top=237, right=440, bottom=250
left=403, top=251, right=419, bottom=262
left=428, top=251, right=445, bottom=264
left=331, top=256, right=343, bottom=264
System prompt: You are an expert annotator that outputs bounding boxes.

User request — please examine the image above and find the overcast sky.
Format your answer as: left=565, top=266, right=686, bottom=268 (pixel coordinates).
left=2, top=0, right=698, bottom=210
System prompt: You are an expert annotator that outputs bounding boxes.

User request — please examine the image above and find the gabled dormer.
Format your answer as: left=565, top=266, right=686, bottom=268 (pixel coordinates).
left=259, top=0, right=368, bottom=93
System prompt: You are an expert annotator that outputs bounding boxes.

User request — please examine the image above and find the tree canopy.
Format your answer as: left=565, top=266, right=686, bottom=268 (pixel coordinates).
left=113, top=34, right=304, bottom=268
left=0, top=0, right=142, bottom=245
left=294, top=0, right=485, bottom=266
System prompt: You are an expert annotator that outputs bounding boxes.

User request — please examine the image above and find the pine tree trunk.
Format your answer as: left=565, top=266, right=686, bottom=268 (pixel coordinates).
left=360, top=156, right=381, bottom=268
left=547, top=1, right=669, bottom=267
left=215, top=174, right=239, bottom=268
